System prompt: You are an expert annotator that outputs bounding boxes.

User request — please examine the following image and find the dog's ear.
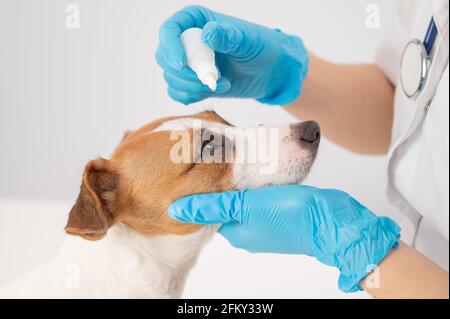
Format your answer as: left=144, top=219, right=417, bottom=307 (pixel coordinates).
left=65, top=158, right=120, bottom=241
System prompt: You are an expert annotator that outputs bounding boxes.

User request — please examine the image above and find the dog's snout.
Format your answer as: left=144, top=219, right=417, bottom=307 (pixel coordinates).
left=291, top=121, right=321, bottom=144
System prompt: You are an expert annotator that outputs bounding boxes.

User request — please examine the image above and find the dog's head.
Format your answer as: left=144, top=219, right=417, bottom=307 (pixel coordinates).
left=65, top=111, right=320, bottom=240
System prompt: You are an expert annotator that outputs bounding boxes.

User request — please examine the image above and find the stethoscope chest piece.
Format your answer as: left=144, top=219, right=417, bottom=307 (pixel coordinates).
left=400, top=17, right=438, bottom=100
left=400, top=39, right=429, bottom=99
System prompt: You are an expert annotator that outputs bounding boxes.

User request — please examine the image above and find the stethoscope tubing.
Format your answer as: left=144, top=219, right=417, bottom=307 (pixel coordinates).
left=423, top=17, right=438, bottom=56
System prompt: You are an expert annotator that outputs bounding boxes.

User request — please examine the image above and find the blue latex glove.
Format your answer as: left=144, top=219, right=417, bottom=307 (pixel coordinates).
left=169, top=185, right=401, bottom=292
left=156, top=5, right=308, bottom=105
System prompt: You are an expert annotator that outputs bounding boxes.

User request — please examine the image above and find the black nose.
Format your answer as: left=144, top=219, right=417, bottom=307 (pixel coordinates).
left=300, top=121, right=320, bottom=142
left=291, top=121, right=321, bottom=143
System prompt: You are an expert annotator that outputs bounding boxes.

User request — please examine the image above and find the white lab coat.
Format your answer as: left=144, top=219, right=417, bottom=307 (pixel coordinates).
left=376, top=0, right=449, bottom=268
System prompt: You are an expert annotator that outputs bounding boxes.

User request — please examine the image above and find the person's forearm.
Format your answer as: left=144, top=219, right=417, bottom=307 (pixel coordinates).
left=361, top=241, right=449, bottom=298
left=285, top=53, right=394, bottom=154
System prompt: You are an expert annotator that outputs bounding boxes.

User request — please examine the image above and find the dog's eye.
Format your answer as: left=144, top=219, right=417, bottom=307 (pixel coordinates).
left=201, top=139, right=214, bottom=152
left=196, top=130, right=228, bottom=164
left=199, top=133, right=223, bottom=163
left=201, top=140, right=215, bottom=160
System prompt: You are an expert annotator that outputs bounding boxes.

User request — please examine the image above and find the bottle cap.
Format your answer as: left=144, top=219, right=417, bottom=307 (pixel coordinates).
left=203, top=73, right=218, bottom=91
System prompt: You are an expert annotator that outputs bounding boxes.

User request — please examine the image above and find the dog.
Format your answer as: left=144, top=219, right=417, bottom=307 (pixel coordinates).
left=0, top=111, right=320, bottom=298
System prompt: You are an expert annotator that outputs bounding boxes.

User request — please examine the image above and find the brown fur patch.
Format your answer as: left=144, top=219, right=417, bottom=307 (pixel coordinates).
left=66, top=111, right=234, bottom=240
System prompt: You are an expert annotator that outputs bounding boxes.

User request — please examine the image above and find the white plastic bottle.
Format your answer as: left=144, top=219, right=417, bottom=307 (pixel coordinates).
left=181, top=28, right=218, bottom=91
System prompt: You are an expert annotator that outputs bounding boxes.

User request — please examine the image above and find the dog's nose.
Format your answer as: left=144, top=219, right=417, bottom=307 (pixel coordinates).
left=299, top=121, right=320, bottom=143
left=291, top=121, right=320, bottom=144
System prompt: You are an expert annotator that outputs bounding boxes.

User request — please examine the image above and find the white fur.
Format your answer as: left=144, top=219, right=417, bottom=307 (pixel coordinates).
left=153, top=117, right=198, bottom=132
left=0, top=224, right=216, bottom=298
left=233, top=123, right=316, bottom=189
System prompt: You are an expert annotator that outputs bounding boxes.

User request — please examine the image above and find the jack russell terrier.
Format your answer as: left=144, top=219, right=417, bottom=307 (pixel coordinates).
left=0, top=111, right=320, bottom=298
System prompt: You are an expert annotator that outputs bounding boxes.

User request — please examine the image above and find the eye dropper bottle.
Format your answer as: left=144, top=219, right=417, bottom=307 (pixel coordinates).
left=181, top=28, right=218, bottom=91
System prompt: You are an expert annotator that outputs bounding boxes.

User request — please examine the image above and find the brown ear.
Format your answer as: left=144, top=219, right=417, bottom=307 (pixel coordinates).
left=65, top=158, right=120, bottom=240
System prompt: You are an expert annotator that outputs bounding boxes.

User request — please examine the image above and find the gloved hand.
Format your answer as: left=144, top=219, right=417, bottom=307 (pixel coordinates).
left=156, top=5, right=308, bottom=105
left=168, top=185, right=401, bottom=292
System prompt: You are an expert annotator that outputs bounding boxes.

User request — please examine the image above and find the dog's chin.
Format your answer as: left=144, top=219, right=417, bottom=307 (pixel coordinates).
left=277, top=155, right=318, bottom=186
left=287, top=171, right=310, bottom=186
left=299, top=155, right=318, bottom=182
left=297, top=147, right=319, bottom=181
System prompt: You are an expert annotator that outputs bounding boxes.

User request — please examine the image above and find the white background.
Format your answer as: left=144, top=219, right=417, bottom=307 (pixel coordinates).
left=0, top=0, right=406, bottom=298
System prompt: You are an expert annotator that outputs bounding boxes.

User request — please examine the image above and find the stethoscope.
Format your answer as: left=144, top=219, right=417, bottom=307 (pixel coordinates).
left=400, top=17, right=438, bottom=100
